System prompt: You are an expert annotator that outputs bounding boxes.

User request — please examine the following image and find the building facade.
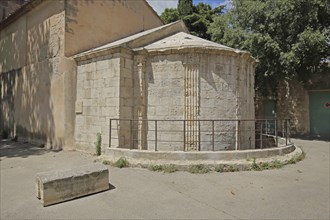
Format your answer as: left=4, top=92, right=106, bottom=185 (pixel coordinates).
left=0, top=0, right=163, bottom=149
left=1, top=0, right=257, bottom=153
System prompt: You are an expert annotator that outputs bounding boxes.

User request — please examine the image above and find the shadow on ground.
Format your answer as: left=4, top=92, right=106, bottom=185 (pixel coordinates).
left=0, top=140, right=56, bottom=159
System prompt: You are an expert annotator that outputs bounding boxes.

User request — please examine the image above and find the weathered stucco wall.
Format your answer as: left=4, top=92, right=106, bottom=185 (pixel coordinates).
left=276, top=80, right=310, bottom=135
left=256, top=73, right=329, bottom=137
left=64, top=0, right=163, bottom=57
left=0, top=0, right=77, bottom=149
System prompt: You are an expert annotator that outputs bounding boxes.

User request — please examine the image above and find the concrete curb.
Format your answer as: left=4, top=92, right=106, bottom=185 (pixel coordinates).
left=101, top=145, right=303, bottom=172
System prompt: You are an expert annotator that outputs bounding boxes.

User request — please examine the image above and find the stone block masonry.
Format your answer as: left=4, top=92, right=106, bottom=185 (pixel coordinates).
left=35, top=164, right=109, bottom=206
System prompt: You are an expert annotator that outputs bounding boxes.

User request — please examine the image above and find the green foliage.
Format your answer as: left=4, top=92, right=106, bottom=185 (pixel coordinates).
left=209, top=0, right=330, bottom=95
left=95, top=133, right=102, bottom=156
left=215, top=164, right=224, bottom=172
left=270, top=160, right=284, bottom=169
left=251, top=158, right=261, bottom=171
left=161, top=2, right=224, bottom=40
left=188, top=164, right=210, bottom=174
left=215, top=164, right=239, bottom=172
left=178, top=0, right=193, bottom=17
left=148, top=164, right=164, bottom=172
left=148, top=164, right=178, bottom=173
left=163, top=164, right=178, bottom=173
left=102, top=160, right=111, bottom=165
left=160, top=8, right=179, bottom=24
left=114, top=157, right=129, bottom=168
left=250, top=154, right=306, bottom=171
left=228, top=165, right=239, bottom=172
left=288, top=151, right=306, bottom=164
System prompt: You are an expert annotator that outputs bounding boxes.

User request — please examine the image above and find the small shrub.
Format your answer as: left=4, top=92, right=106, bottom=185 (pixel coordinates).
left=188, top=164, right=210, bottom=174
left=228, top=165, right=239, bottom=172
left=148, top=164, right=178, bottom=173
left=260, top=162, right=270, bottom=170
left=163, top=164, right=178, bottom=173
left=95, top=133, right=102, bottom=156
left=102, top=160, right=111, bottom=165
left=270, top=160, right=284, bottom=169
left=288, top=150, right=306, bottom=164
left=114, top=157, right=129, bottom=168
left=148, top=164, right=164, bottom=172
left=288, top=158, right=296, bottom=164
left=251, top=158, right=261, bottom=171
left=215, top=164, right=224, bottom=172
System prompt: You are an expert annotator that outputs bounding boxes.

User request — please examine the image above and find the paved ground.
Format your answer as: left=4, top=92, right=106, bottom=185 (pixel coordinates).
left=0, top=139, right=329, bottom=219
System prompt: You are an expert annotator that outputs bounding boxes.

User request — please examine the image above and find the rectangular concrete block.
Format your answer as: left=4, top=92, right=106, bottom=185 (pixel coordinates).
left=35, top=164, right=109, bottom=206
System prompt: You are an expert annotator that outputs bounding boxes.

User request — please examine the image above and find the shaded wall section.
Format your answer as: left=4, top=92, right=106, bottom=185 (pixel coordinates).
left=0, top=0, right=76, bottom=149
left=64, top=0, right=163, bottom=57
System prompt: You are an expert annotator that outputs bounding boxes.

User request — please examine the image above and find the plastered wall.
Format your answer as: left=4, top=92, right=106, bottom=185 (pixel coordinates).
left=64, top=0, right=163, bottom=56
left=0, top=0, right=77, bottom=149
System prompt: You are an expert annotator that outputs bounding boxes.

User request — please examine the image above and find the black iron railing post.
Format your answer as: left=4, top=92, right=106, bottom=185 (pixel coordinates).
left=109, top=119, right=112, bottom=148
left=260, top=121, right=263, bottom=149
left=235, top=120, right=240, bottom=150
left=212, top=120, right=215, bottom=151
left=198, top=120, right=201, bottom=151
left=183, top=120, right=186, bottom=151
left=130, top=119, right=133, bottom=150
left=275, top=117, right=278, bottom=147
left=285, top=119, right=288, bottom=145
left=288, top=119, right=291, bottom=143
left=155, top=120, right=158, bottom=151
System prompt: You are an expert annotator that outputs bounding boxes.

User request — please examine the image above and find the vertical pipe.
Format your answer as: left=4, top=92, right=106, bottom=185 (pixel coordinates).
left=155, top=120, right=158, bottom=151
left=212, top=120, right=215, bottom=151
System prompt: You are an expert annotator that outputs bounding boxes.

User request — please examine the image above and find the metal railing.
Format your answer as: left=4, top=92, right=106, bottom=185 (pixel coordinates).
left=109, top=118, right=291, bottom=151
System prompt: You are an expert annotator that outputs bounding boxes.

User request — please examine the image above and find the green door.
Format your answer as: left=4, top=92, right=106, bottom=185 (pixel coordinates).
left=309, top=91, right=330, bottom=139
left=263, top=100, right=276, bottom=134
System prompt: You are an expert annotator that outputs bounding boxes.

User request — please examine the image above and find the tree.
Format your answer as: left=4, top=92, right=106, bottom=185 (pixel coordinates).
left=161, top=2, right=224, bottom=40
left=208, top=0, right=330, bottom=95
left=160, top=8, right=179, bottom=24
left=178, top=0, right=193, bottom=17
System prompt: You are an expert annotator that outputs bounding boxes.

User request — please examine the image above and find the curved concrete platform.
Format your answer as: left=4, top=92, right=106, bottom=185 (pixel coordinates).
left=103, top=143, right=302, bottom=169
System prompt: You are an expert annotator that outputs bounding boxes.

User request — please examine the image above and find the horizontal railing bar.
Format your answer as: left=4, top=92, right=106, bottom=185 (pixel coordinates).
left=110, top=118, right=288, bottom=122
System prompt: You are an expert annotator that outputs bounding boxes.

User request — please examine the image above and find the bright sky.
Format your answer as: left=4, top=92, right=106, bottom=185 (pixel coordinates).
left=146, top=0, right=232, bottom=15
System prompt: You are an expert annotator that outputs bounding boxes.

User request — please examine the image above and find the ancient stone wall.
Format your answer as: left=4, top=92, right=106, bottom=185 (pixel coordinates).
left=73, top=49, right=255, bottom=152
left=135, top=51, right=255, bottom=151
left=75, top=53, right=122, bottom=153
